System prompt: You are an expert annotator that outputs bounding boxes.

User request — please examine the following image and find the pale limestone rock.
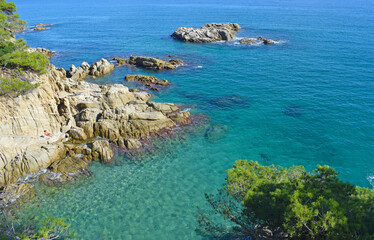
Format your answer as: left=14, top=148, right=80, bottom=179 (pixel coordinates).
left=172, top=23, right=241, bottom=43
left=91, top=140, right=113, bottom=163
left=125, top=139, right=142, bottom=150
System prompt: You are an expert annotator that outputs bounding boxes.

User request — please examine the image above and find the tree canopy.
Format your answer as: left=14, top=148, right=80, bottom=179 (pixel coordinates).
left=197, top=160, right=374, bottom=240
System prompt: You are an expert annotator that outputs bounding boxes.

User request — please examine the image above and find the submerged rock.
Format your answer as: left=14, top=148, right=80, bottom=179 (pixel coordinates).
left=125, top=74, right=170, bottom=91
left=205, top=124, right=228, bottom=143
left=259, top=153, right=271, bottom=162
left=127, top=56, right=183, bottom=70
left=283, top=105, right=304, bottom=117
left=172, top=23, right=241, bottom=43
left=209, top=95, right=250, bottom=109
left=0, top=183, right=35, bottom=204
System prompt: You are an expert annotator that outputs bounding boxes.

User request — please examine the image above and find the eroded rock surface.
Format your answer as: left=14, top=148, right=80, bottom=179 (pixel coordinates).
left=240, top=37, right=279, bottom=45
left=25, top=47, right=56, bottom=58
left=172, top=23, right=241, bottom=43
left=127, top=56, right=183, bottom=70
left=125, top=74, right=170, bottom=91
left=66, top=58, right=114, bottom=79
left=0, top=64, right=190, bottom=185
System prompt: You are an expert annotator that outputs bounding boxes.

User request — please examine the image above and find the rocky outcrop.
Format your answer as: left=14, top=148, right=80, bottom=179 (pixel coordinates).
left=127, top=56, right=183, bottom=70
left=114, top=57, right=129, bottom=66
left=125, top=74, right=170, bottom=91
left=240, top=38, right=256, bottom=44
left=91, top=140, right=113, bottom=163
left=66, top=58, right=114, bottom=79
left=0, top=64, right=190, bottom=186
left=66, top=62, right=90, bottom=79
left=33, top=27, right=47, bottom=31
left=32, top=23, right=51, bottom=32
left=25, top=48, right=56, bottom=58
left=89, top=58, right=115, bottom=77
left=240, top=37, right=279, bottom=45
left=171, top=23, right=241, bottom=43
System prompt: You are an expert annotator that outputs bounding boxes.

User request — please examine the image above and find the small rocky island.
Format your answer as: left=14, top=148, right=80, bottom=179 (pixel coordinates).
left=115, top=56, right=183, bottom=70
left=171, top=23, right=241, bottom=43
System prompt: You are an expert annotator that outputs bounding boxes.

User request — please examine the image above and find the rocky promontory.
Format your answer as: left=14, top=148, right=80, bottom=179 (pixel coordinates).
left=0, top=63, right=190, bottom=187
left=171, top=23, right=241, bottom=43
left=25, top=47, right=56, bottom=58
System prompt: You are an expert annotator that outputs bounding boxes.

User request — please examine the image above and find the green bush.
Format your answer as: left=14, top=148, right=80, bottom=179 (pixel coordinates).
left=0, top=50, right=49, bottom=73
left=0, top=77, right=35, bottom=96
left=198, top=160, right=374, bottom=240
left=0, top=39, right=25, bottom=56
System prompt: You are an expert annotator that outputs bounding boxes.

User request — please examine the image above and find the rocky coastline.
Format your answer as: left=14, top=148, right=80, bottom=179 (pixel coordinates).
left=0, top=58, right=190, bottom=201
left=0, top=21, right=278, bottom=204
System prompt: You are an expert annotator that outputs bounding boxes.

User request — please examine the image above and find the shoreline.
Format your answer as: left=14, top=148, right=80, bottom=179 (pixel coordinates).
left=0, top=53, right=192, bottom=202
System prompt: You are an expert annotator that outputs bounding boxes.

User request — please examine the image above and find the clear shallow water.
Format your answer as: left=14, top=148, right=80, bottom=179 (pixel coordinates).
left=14, top=0, right=374, bottom=239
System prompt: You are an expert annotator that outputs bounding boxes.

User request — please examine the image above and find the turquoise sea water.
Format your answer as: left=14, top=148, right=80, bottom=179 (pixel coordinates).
left=14, top=0, right=374, bottom=239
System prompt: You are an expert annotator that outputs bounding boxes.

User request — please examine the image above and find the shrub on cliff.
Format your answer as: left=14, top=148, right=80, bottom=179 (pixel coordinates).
left=0, top=1, right=49, bottom=75
left=0, top=77, right=35, bottom=96
left=0, top=50, right=49, bottom=73
left=197, top=160, right=374, bottom=240
left=0, top=0, right=26, bottom=33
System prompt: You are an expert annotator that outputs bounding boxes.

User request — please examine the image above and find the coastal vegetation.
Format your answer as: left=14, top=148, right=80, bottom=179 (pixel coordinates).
left=197, top=160, right=374, bottom=239
left=0, top=0, right=48, bottom=96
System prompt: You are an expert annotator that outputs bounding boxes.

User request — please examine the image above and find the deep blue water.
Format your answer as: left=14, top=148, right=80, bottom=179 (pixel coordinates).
left=13, top=0, right=374, bottom=239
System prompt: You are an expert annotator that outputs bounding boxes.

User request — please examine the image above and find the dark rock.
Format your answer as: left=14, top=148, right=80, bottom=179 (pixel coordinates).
left=205, top=124, right=228, bottom=143
left=283, top=105, right=304, bottom=117
left=209, top=95, right=250, bottom=109
left=127, top=56, right=183, bottom=70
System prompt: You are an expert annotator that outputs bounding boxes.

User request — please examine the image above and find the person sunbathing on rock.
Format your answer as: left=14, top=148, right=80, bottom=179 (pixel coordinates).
left=43, top=130, right=53, bottom=138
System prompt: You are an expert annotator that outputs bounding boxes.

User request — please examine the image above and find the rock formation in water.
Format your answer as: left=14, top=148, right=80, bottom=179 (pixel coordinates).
left=31, top=23, right=51, bottom=31
left=171, top=23, right=241, bottom=43
left=127, top=56, right=183, bottom=70
left=0, top=63, right=190, bottom=186
left=240, top=37, right=279, bottom=45
left=66, top=58, right=114, bottom=79
left=125, top=74, right=170, bottom=91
